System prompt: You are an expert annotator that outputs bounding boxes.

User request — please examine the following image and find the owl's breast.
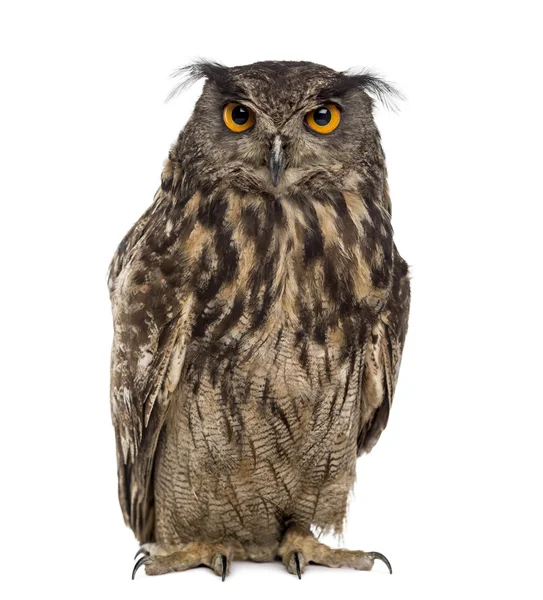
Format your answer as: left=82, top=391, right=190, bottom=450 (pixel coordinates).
left=180, top=185, right=392, bottom=354
left=180, top=311, right=364, bottom=472
left=158, top=316, right=363, bottom=542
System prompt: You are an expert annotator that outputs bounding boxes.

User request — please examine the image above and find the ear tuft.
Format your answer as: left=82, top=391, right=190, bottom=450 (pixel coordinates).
left=320, top=68, right=404, bottom=111
left=166, top=59, right=236, bottom=102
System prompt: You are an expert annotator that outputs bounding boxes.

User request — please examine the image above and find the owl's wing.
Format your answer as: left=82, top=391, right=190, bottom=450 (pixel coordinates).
left=357, top=250, right=410, bottom=454
left=108, top=190, right=190, bottom=542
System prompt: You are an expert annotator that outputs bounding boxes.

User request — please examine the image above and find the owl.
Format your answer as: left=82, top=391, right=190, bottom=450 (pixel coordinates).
left=108, top=60, right=410, bottom=581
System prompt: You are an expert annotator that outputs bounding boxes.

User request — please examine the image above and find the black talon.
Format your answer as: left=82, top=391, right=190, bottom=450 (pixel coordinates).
left=221, top=554, right=227, bottom=582
left=134, top=547, right=149, bottom=560
left=368, top=551, right=393, bottom=575
left=294, top=552, right=302, bottom=579
left=132, top=556, right=150, bottom=580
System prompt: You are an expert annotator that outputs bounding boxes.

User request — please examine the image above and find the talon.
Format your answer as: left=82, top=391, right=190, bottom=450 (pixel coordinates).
left=134, top=547, right=149, bottom=560
left=132, top=555, right=151, bottom=580
left=367, top=551, right=392, bottom=575
left=221, top=554, right=227, bottom=581
left=294, top=552, right=302, bottom=579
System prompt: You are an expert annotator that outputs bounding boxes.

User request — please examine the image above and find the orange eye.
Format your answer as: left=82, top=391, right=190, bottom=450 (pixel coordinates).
left=305, top=104, right=341, bottom=134
left=223, top=103, right=255, bottom=132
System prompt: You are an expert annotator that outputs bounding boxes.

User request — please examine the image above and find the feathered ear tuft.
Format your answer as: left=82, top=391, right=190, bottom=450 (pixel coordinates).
left=320, top=68, right=404, bottom=111
left=166, top=59, right=239, bottom=102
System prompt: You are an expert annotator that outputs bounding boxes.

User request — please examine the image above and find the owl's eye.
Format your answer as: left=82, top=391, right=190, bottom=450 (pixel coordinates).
left=305, top=104, right=341, bottom=134
left=223, top=103, right=255, bottom=132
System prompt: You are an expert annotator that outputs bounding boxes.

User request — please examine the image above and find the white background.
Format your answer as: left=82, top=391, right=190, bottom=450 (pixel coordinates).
left=1, top=1, right=542, bottom=598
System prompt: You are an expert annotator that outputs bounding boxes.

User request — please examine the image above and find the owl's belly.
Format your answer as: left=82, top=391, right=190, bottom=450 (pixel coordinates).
left=153, top=325, right=361, bottom=546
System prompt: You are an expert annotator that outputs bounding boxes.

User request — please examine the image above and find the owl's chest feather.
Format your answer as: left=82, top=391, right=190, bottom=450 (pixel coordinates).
left=188, top=191, right=390, bottom=330
left=180, top=317, right=363, bottom=472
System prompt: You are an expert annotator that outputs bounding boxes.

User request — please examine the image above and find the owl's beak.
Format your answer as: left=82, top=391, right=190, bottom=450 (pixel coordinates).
left=269, top=136, right=286, bottom=187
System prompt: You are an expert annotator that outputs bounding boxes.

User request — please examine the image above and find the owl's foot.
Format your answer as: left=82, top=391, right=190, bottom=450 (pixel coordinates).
left=278, top=525, right=392, bottom=577
left=132, top=541, right=233, bottom=580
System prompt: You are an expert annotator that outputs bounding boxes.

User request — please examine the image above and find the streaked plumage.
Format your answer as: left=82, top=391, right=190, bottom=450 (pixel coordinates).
left=108, top=60, right=410, bottom=578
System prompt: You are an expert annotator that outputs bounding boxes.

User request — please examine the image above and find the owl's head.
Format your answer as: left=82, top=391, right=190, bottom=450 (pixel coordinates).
left=171, top=60, right=398, bottom=192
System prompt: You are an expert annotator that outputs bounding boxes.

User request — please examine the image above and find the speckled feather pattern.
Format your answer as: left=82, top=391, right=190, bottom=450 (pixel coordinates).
left=108, top=61, right=410, bottom=555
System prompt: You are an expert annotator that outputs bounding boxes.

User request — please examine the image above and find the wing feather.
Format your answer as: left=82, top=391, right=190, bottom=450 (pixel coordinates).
left=108, top=186, right=191, bottom=542
left=357, top=249, right=410, bottom=454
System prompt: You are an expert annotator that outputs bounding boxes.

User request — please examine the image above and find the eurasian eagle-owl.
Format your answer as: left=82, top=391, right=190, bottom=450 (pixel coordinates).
left=108, top=60, right=410, bottom=580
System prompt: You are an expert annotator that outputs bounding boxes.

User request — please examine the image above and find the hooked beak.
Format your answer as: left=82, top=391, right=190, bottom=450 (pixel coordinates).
left=269, top=136, right=286, bottom=187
